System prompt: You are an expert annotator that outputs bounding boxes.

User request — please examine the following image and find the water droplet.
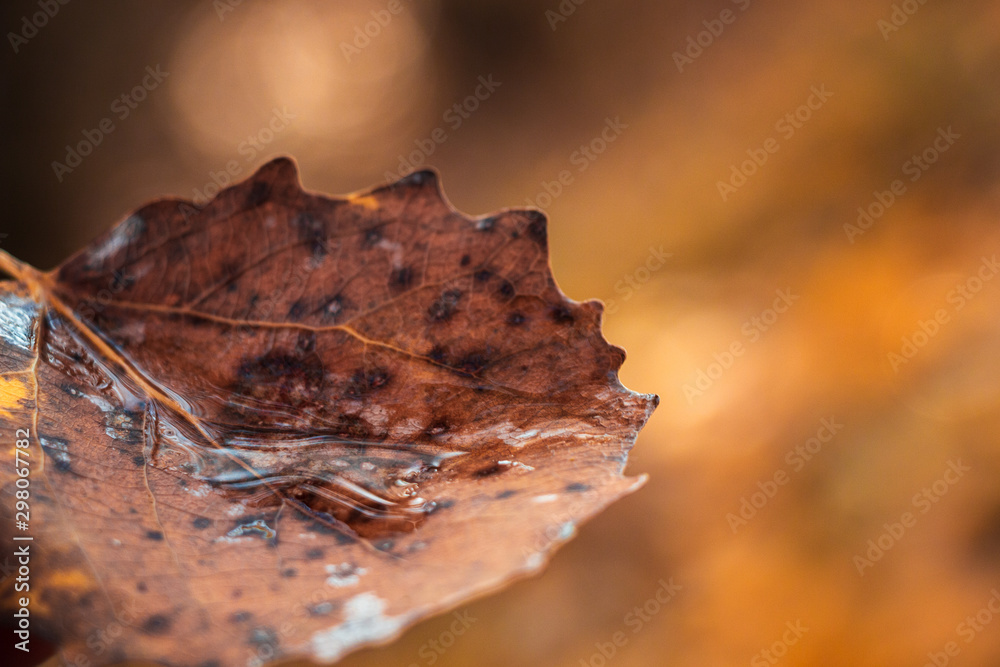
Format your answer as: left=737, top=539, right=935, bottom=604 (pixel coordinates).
left=226, top=519, right=277, bottom=541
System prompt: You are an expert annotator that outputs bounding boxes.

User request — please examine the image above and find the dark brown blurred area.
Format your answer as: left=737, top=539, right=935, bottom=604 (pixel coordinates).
left=4, top=1, right=1000, bottom=666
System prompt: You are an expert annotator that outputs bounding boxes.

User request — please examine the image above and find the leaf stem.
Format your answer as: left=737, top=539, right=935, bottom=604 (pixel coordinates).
left=0, top=247, right=40, bottom=283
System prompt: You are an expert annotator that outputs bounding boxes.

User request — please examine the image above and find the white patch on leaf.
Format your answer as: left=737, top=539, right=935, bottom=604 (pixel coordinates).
left=325, top=563, right=367, bottom=588
left=309, top=593, right=406, bottom=662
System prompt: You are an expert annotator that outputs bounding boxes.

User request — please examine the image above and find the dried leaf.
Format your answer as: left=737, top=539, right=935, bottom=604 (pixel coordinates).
left=0, top=159, right=655, bottom=666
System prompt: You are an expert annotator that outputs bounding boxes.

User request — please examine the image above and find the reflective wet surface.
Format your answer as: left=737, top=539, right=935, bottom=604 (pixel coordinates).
left=37, top=300, right=472, bottom=540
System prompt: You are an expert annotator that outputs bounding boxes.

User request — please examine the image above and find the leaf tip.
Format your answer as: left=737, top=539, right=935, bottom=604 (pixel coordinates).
left=254, top=155, right=301, bottom=184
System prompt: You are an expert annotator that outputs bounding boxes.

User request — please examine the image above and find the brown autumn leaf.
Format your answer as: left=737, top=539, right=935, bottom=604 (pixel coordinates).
left=0, top=158, right=656, bottom=667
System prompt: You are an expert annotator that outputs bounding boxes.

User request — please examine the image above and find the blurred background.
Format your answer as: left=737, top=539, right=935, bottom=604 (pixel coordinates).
left=3, top=1, right=1000, bottom=665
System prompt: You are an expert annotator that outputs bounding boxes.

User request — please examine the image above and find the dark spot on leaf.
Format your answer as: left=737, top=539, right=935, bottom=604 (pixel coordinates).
left=497, top=280, right=515, bottom=300
left=391, top=266, right=414, bottom=289
left=132, top=454, right=145, bottom=467
left=136, top=581, right=147, bottom=592
left=247, top=181, right=271, bottom=207
left=428, top=289, right=463, bottom=322
left=460, top=254, right=471, bottom=266
left=193, top=517, right=211, bottom=530
left=425, top=420, right=449, bottom=437
left=475, top=464, right=505, bottom=478
left=428, top=345, right=448, bottom=364
left=474, top=268, right=492, bottom=282
left=293, top=212, right=327, bottom=257
left=457, top=352, right=489, bottom=375
left=550, top=304, right=575, bottom=324
left=374, top=539, right=395, bottom=552
left=288, top=300, right=309, bottom=319
left=281, top=568, right=297, bottom=578
left=230, top=611, right=253, bottom=624
left=110, top=270, right=135, bottom=291
left=306, top=548, right=324, bottom=560
left=363, top=227, right=382, bottom=247
left=322, top=294, right=346, bottom=321
left=526, top=212, right=547, bottom=246
left=309, top=602, right=336, bottom=616
left=142, top=614, right=171, bottom=635
left=507, top=312, right=527, bottom=326
left=250, top=626, right=279, bottom=647
left=146, top=530, right=164, bottom=541
left=297, top=331, right=317, bottom=353
left=497, top=490, right=517, bottom=499
left=346, top=368, right=390, bottom=398
left=234, top=351, right=325, bottom=408
left=566, top=483, right=591, bottom=493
